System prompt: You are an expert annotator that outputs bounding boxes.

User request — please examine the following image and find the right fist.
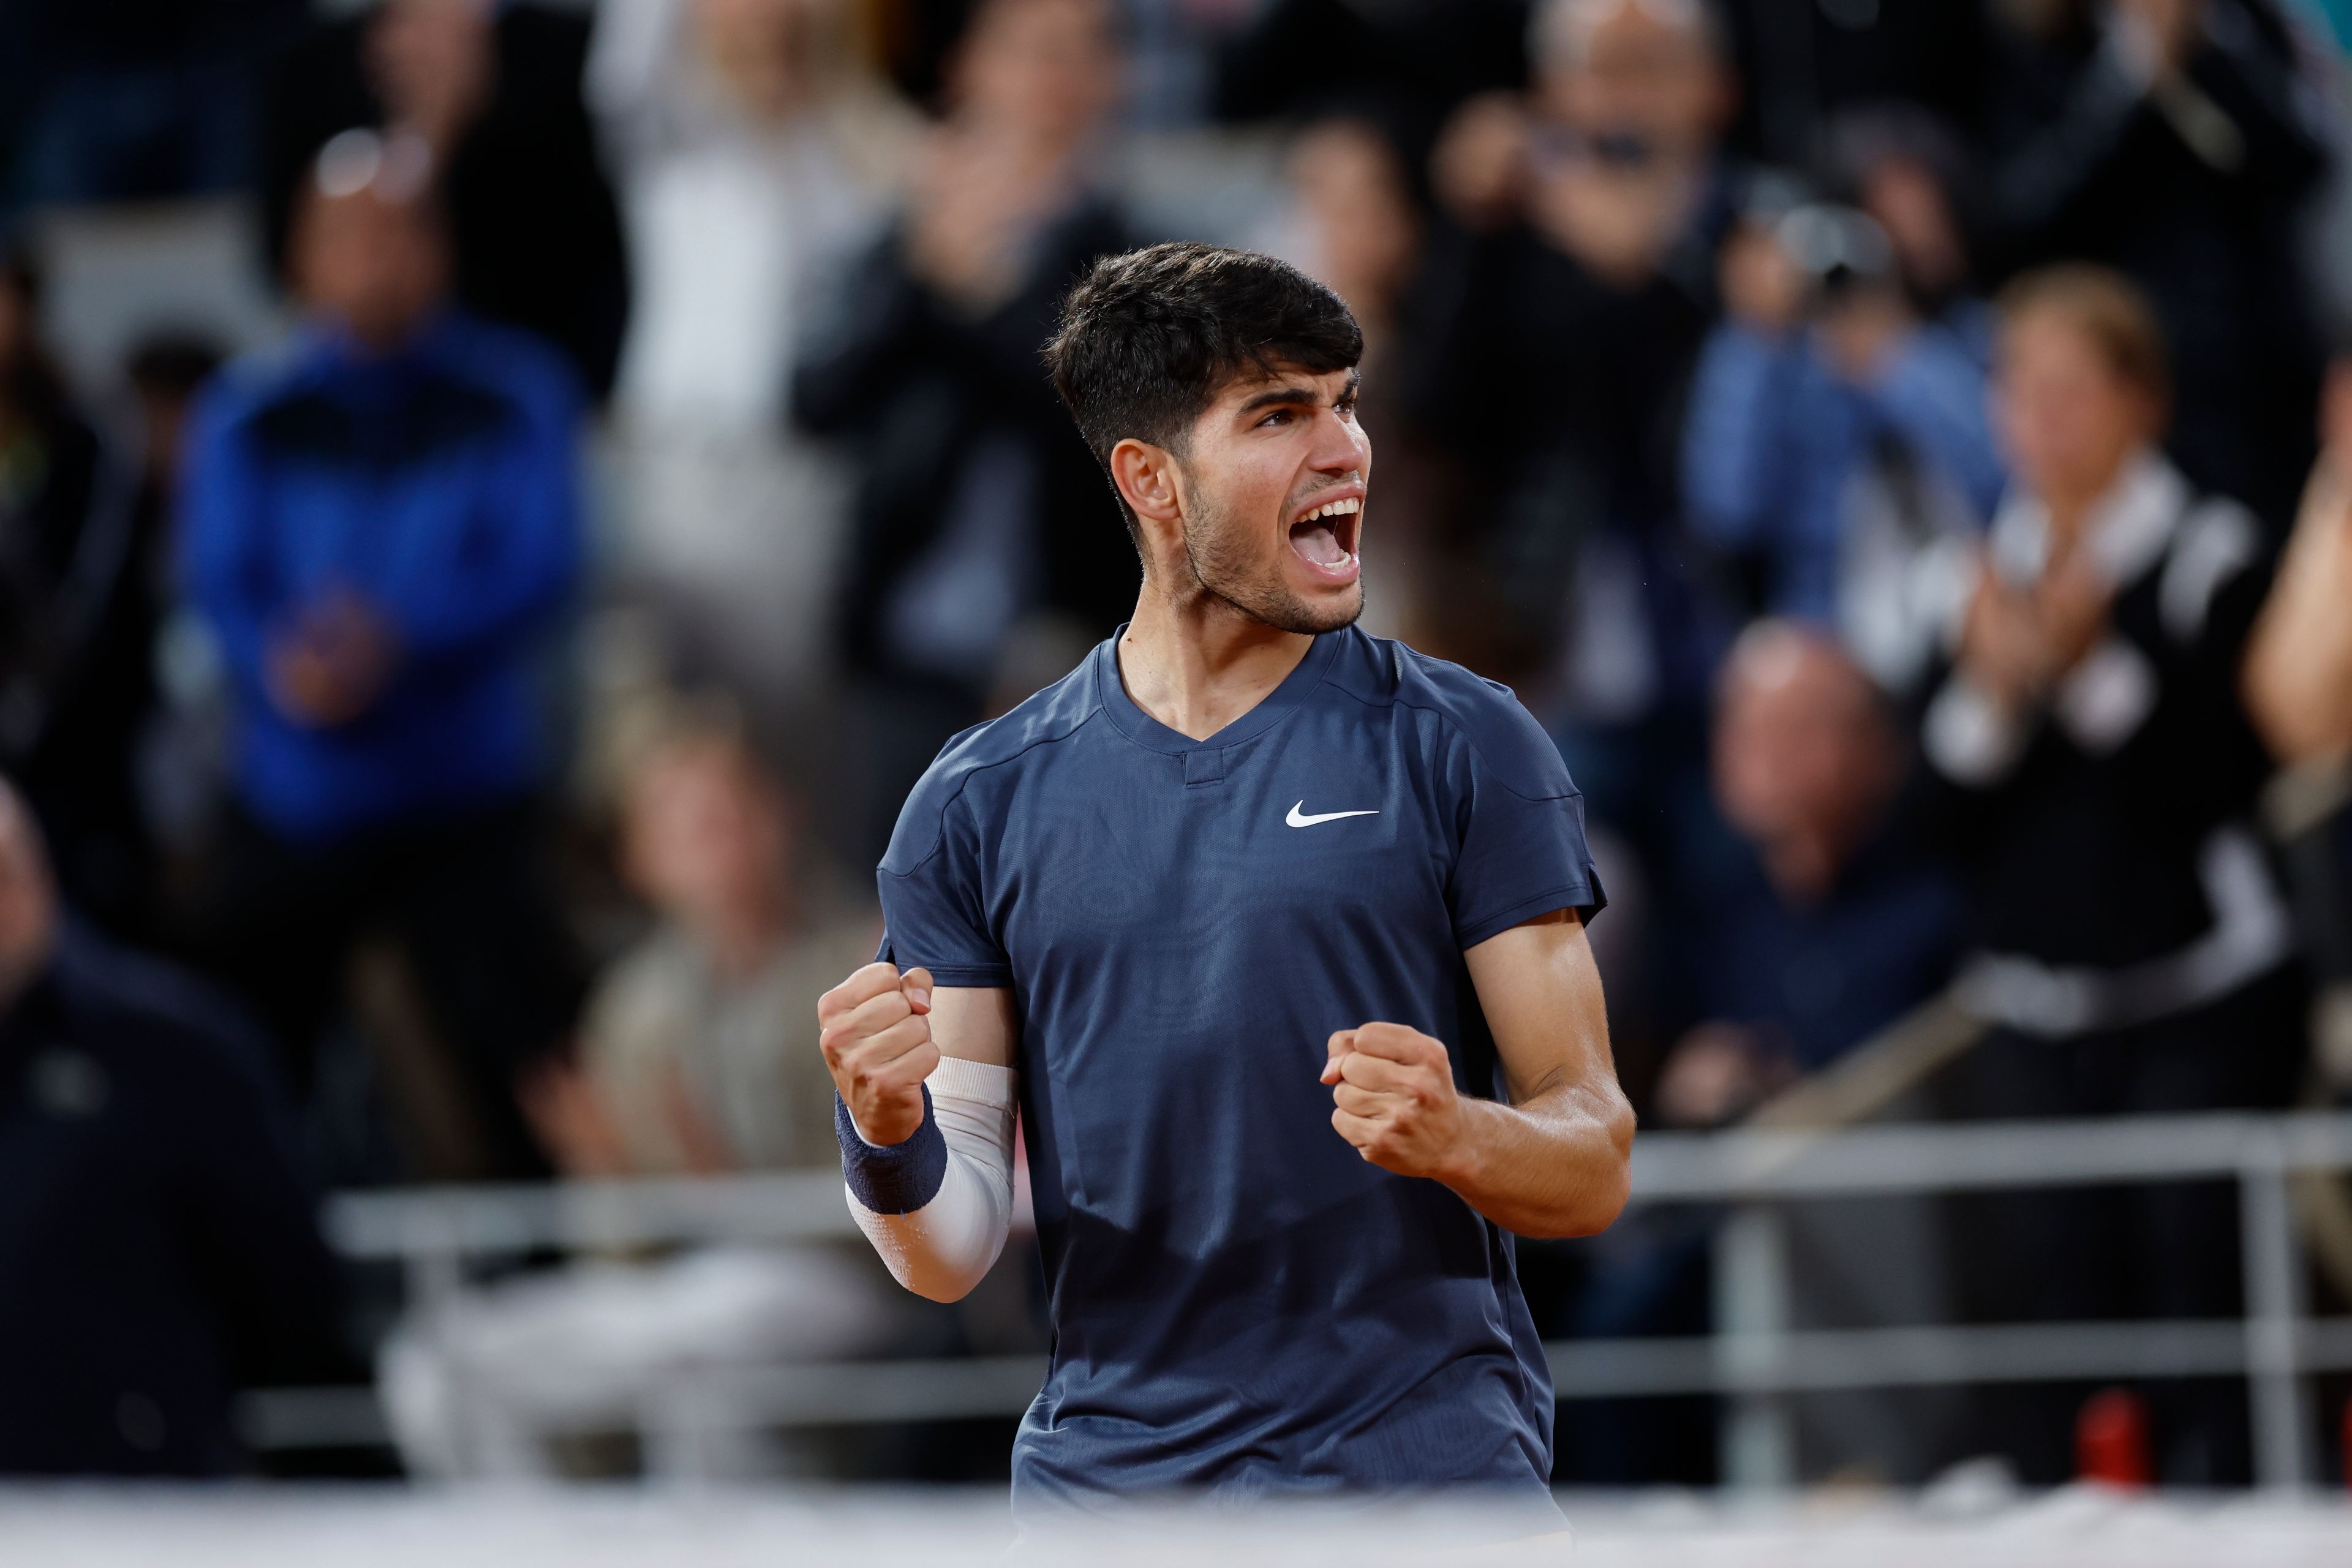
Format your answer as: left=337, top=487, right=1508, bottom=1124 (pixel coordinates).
left=818, top=963, right=937, bottom=1147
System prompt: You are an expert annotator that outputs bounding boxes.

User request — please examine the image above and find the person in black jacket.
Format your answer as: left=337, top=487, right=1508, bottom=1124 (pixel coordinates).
left=1921, top=265, right=2303, bottom=1483
left=793, top=0, right=1137, bottom=858
left=0, top=776, right=340, bottom=1476
left=260, top=0, right=630, bottom=399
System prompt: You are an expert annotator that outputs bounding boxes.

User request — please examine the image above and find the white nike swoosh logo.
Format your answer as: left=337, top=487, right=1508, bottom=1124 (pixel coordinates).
left=1287, top=801, right=1380, bottom=827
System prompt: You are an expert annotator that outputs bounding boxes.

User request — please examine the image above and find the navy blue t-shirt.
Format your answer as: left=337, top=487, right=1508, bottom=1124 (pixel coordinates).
left=876, top=625, right=1604, bottom=1504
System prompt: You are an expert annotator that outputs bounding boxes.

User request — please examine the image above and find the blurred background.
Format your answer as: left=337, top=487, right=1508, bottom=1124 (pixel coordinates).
left=3, top=0, right=2352, bottom=1517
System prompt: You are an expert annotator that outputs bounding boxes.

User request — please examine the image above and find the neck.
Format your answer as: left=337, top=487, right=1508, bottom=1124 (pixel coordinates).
left=330, top=312, right=432, bottom=360
left=1760, top=791, right=1890, bottom=908
left=1758, top=829, right=1841, bottom=908
left=2043, top=492, right=2095, bottom=550
left=2041, top=452, right=2138, bottom=551
left=1117, top=578, right=1316, bottom=742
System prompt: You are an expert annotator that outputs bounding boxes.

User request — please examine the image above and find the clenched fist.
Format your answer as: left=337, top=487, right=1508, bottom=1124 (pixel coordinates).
left=1321, top=1023, right=1469, bottom=1182
left=818, top=963, right=938, bottom=1146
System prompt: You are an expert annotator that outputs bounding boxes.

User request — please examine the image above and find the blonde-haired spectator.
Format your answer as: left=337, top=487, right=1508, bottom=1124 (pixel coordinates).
left=1922, top=263, right=2303, bottom=1484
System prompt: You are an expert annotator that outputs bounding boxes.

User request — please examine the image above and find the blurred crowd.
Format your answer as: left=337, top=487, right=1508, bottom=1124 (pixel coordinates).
left=3, top=0, right=2352, bottom=1494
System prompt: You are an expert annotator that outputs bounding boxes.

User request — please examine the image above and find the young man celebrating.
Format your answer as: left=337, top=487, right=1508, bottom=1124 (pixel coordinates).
left=818, top=243, right=1633, bottom=1506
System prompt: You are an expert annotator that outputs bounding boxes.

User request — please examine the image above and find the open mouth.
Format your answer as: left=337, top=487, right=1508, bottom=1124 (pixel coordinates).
left=1287, top=492, right=1363, bottom=581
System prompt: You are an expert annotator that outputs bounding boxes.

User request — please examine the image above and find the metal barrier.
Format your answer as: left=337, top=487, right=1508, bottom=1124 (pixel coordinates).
left=247, top=1110, right=2352, bottom=1488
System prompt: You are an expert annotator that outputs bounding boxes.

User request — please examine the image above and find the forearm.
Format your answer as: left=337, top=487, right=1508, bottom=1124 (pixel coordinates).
left=841, top=1057, right=1016, bottom=1303
left=1439, top=1085, right=1633, bottom=1240
left=2243, top=491, right=2352, bottom=764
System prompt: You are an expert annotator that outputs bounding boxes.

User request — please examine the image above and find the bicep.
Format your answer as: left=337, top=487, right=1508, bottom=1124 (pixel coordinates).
left=1463, top=908, right=1613, bottom=1105
left=927, top=986, right=1017, bottom=1070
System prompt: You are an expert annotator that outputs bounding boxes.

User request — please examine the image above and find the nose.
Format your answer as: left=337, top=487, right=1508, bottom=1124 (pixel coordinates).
left=1306, top=402, right=1370, bottom=477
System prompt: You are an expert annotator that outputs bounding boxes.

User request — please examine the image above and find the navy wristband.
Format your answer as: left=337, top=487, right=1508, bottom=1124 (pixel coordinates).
left=836, top=1085, right=949, bottom=1214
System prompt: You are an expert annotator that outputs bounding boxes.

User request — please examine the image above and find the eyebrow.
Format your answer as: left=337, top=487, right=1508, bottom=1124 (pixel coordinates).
left=1234, top=371, right=1361, bottom=417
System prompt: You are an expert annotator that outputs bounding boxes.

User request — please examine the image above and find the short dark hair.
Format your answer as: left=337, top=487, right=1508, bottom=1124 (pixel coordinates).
left=1044, top=243, right=1362, bottom=533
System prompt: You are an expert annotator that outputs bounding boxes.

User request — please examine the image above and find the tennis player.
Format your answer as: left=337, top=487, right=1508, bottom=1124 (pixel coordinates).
left=818, top=243, right=1634, bottom=1508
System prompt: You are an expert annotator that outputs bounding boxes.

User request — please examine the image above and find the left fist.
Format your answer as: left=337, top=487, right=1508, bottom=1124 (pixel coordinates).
left=1321, top=1023, right=1466, bottom=1182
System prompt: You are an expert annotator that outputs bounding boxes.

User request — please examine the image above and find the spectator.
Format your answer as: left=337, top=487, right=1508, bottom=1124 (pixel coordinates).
left=1924, top=265, right=2302, bottom=1483
left=181, top=135, right=584, bottom=1178
left=1989, top=0, right=2335, bottom=523
left=1660, top=620, right=1960, bottom=1114
left=0, top=776, right=340, bottom=1476
left=1678, top=623, right=1964, bottom=1483
left=522, top=710, right=875, bottom=1177
left=794, top=0, right=1137, bottom=859
left=0, top=244, right=145, bottom=935
left=1681, top=115, right=2005, bottom=691
left=589, top=0, right=917, bottom=747
left=263, top=0, right=631, bottom=399
left=382, top=714, right=892, bottom=1482
left=1414, top=0, right=1737, bottom=714
left=1563, top=622, right=1964, bottom=1486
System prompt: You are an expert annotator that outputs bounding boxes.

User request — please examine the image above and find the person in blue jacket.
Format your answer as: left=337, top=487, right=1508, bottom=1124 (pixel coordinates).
left=1683, top=121, right=2008, bottom=692
left=1681, top=205, right=2004, bottom=626
left=180, top=130, right=583, bottom=1175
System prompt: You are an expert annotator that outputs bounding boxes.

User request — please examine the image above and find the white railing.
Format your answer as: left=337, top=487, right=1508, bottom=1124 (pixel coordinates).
left=244, top=1110, right=2352, bottom=1490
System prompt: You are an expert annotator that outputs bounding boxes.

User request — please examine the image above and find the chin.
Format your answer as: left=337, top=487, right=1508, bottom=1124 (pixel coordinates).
left=1308, top=583, right=1366, bottom=632
left=1258, top=579, right=1364, bottom=636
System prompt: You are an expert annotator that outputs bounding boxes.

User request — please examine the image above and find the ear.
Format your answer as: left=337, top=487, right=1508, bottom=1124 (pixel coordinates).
left=1109, top=437, right=1183, bottom=532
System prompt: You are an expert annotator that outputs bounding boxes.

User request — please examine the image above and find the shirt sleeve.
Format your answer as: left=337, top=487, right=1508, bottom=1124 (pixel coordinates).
left=1445, top=702, right=1608, bottom=951
left=876, top=788, right=1014, bottom=987
left=1681, top=322, right=1799, bottom=552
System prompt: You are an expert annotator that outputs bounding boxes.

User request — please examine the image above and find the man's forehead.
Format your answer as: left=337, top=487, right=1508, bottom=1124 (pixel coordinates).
left=1210, top=362, right=1359, bottom=406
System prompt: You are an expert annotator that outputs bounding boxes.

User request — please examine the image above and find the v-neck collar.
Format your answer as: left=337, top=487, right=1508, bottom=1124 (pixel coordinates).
left=1988, top=448, right=2187, bottom=590
left=1093, top=623, right=1344, bottom=756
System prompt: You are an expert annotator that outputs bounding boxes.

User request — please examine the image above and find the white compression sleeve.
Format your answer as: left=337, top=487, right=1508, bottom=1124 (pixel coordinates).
left=845, top=1056, right=1017, bottom=1302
